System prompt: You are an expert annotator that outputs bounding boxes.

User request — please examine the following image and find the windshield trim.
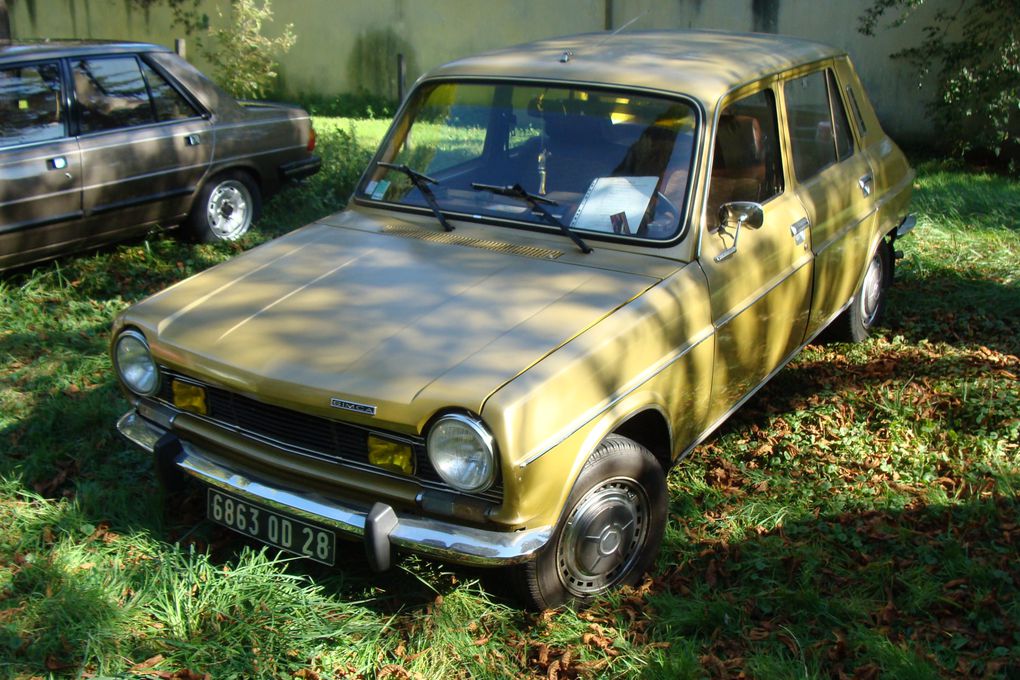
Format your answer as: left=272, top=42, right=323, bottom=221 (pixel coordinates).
left=353, top=76, right=706, bottom=249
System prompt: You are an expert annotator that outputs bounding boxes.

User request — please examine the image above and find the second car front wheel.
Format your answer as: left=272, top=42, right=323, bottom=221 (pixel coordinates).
left=188, top=171, right=261, bottom=243
left=511, top=434, right=667, bottom=610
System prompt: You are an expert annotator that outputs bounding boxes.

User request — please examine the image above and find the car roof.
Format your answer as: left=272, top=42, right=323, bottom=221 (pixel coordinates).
left=0, top=39, right=171, bottom=63
left=425, top=29, right=843, bottom=107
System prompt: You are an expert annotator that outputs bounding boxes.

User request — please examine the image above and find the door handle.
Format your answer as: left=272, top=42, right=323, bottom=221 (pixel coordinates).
left=858, top=173, right=874, bottom=198
left=48, top=156, right=68, bottom=170
left=185, top=134, right=202, bottom=146
left=790, top=217, right=810, bottom=246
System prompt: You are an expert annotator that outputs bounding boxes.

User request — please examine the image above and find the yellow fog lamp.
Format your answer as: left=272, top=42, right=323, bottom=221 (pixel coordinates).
left=367, top=435, right=414, bottom=475
left=172, top=380, right=207, bottom=415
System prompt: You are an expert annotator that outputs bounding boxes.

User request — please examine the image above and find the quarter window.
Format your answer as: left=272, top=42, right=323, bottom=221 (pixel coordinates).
left=707, top=88, right=784, bottom=228
left=140, top=61, right=198, bottom=122
left=785, top=69, right=855, bottom=181
left=0, top=62, right=65, bottom=147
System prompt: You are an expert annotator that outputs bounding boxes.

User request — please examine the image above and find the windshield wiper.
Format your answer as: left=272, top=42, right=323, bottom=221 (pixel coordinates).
left=377, top=161, right=454, bottom=232
left=471, top=182, right=591, bottom=254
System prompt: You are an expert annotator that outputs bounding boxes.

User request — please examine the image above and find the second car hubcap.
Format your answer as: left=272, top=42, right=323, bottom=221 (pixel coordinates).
left=207, top=180, right=252, bottom=240
left=558, top=477, right=649, bottom=595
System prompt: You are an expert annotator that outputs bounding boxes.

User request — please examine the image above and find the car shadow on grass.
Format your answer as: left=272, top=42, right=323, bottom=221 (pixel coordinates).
left=640, top=487, right=1020, bottom=678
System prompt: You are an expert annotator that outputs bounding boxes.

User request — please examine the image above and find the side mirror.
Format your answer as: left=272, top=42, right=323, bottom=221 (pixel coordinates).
left=718, top=201, right=764, bottom=230
left=714, top=201, right=764, bottom=262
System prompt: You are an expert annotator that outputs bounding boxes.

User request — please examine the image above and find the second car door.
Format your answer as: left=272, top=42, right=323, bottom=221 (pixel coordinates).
left=698, top=84, right=813, bottom=421
left=72, top=55, right=211, bottom=240
left=0, top=60, right=83, bottom=269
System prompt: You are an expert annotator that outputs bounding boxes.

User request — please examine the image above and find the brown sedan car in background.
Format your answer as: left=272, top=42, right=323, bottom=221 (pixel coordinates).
left=0, top=40, right=320, bottom=271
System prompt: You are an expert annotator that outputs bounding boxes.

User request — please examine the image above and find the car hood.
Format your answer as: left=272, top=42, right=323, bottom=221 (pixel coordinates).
left=121, top=220, right=664, bottom=430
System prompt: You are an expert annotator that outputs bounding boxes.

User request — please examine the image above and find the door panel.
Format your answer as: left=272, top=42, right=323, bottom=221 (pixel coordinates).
left=0, top=60, right=83, bottom=269
left=72, top=55, right=211, bottom=237
left=699, top=88, right=813, bottom=422
left=786, top=68, right=877, bottom=338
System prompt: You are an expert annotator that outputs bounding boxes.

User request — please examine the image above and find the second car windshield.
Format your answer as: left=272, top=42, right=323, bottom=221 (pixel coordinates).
left=358, top=82, right=699, bottom=242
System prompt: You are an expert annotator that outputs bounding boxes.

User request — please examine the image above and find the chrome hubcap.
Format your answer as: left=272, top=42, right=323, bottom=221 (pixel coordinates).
left=558, top=477, right=648, bottom=595
left=860, top=250, right=884, bottom=326
left=207, top=180, right=252, bottom=240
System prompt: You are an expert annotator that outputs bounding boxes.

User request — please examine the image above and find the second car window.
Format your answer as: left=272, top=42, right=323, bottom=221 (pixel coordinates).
left=74, top=57, right=154, bottom=133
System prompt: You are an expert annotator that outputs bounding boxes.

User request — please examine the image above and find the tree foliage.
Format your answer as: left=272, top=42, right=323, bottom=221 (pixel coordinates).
left=135, top=0, right=295, bottom=99
left=859, top=0, right=1020, bottom=169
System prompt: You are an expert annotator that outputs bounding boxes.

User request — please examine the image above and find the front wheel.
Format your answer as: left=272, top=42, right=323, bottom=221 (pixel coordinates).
left=511, top=435, right=667, bottom=610
left=828, top=239, right=893, bottom=343
left=187, top=171, right=261, bottom=243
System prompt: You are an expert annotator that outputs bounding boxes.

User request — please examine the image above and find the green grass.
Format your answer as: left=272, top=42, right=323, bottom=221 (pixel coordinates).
left=0, top=129, right=1017, bottom=678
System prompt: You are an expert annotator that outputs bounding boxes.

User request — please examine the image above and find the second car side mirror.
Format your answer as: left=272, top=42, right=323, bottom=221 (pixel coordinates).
left=714, top=201, right=764, bottom=262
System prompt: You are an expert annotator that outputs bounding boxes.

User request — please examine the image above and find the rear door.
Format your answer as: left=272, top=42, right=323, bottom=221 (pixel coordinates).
left=784, top=66, right=877, bottom=339
left=72, top=54, right=212, bottom=239
left=698, top=84, right=813, bottom=420
left=0, top=59, right=83, bottom=269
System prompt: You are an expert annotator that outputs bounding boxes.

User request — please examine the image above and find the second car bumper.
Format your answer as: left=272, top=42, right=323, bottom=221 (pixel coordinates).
left=279, top=155, right=321, bottom=182
left=117, top=409, right=550, bottom=569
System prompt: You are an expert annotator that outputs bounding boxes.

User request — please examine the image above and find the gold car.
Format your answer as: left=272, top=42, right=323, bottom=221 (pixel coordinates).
left=113, top=30, right=914, bottom=609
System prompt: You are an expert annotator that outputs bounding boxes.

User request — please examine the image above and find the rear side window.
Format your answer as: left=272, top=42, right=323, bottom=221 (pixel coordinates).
left=74, top=57, right=154, bottom=132
left=785, top=69, right=855, bottom=181
left=0, top=62, right=65, bottom=148
left=707, top=88, right=784, bottom=228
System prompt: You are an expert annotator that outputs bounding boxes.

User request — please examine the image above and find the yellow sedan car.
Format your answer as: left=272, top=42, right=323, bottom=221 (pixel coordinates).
left=113, top=30, right=914, bottom=609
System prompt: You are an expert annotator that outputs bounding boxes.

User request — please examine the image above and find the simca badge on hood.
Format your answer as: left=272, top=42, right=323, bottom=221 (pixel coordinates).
left=330, top=398, right=377, bottom=416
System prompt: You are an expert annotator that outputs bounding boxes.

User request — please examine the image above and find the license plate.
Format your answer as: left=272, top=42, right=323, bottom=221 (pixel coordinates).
left=206, top=488, right=336, bottom=566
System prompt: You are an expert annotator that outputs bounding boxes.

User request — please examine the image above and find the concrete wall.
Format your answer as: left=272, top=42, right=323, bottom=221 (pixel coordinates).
left=7, top=0, right=946, bottom=143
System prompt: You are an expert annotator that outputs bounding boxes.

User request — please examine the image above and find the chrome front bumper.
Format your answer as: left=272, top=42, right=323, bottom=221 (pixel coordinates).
left=117, top=409, right=550, bottom=568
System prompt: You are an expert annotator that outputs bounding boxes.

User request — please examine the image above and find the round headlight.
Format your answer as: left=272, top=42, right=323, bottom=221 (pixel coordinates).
left=426, top=413, right=497, bottom=493
left=114, top=330, right=160, bottom=396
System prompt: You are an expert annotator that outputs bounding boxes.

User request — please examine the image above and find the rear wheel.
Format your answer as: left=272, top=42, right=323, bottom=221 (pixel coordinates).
left=187, top=171, right=261, bottom=243
left=828, top=239, right=892, bottom=342
left=512, top=435, right=667, bottom=610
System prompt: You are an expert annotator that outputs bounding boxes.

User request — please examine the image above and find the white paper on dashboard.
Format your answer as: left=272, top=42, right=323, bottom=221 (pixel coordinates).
left=569, top=176, right=658, bottom=234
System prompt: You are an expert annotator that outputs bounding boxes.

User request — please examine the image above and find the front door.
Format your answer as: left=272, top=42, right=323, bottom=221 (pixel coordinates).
left=698, top=85, right=813, bottom=423
left=0, top=60, right=84, bottom=269
left=72, top=54, right=211, bottom=240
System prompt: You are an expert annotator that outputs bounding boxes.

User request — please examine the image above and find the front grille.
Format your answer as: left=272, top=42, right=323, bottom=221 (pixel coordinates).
left=157, top=369, right=502, bottom=503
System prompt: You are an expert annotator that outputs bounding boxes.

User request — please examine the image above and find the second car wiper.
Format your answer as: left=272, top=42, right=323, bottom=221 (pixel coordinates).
left=377, top=161, right=454, bottom=232
left=471, top=182, right=592, bottom=254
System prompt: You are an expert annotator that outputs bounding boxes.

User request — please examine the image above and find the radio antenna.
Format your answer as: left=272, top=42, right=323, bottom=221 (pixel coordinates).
left=594, top=10, right=649, bottom=47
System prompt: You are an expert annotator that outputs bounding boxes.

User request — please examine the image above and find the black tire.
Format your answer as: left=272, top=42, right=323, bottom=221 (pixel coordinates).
left=828, top=238, right=893, bottom=343
left=511, top=434, right=667, bottom=610
left=187, top=171, right=261, bottom=243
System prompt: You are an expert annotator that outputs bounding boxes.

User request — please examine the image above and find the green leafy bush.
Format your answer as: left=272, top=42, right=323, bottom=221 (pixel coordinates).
left=860, top=0, right=1020, bottom=171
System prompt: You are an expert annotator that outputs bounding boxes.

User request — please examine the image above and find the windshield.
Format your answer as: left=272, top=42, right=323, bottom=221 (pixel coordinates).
left=357, top=81, right=699, bottom=242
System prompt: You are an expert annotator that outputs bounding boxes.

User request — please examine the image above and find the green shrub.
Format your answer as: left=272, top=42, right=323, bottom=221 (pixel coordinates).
left=860, top=0, right=1020, bottom=172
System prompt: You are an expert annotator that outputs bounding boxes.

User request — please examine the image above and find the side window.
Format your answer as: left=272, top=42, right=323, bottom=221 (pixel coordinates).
left=785, top=68, right=855, bottom=181
left=0, top=62, right=65, bottom=147
left=827, top=71, right=854, bottom=161
left=707, top=88, right=784, bottom=228
left=140, top=61, right=199, bottom=122
left=73, top=57, right=155, bottom=133
left=845, top=84, right=868, bottom=136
